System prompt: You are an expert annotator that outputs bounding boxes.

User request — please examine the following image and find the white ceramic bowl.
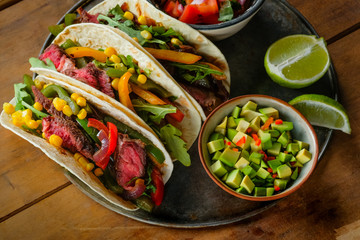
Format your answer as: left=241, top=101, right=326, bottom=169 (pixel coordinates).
left=198, top=95, right=319, bottom=201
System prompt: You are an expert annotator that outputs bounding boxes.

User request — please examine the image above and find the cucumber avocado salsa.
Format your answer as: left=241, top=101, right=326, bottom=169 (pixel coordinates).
left=206, top=101, right=313, bottom=197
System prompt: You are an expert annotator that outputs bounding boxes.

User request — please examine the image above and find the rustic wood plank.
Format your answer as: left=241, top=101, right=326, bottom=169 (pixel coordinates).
left=287, top=0, right=360, bottom=41
left=0, top=0, right=21, bottom=11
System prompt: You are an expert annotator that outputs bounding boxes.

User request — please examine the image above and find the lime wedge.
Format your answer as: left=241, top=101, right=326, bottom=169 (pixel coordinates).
left=289, top=94, right=351, bottom=134
left=265, top=35, right=330, bottom=88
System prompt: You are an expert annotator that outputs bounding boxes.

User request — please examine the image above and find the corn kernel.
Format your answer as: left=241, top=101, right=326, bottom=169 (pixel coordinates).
left=37, top=120, right=42, bottom=127
left=71, top=93, right=80, bottom=101
left=137, top=74, right=147, bottom=84
left=76, top=97, right=87, bottom=107
left=12, top=111, right=24, bottom=127
left=26, top=119, right=39, bottom=129
left=3, top=102, right=15, bottom=114
left=104, top=47, right=117, bottom=57
left=74, top=153, right=83, bottom=161
left=78, top=156, right=88, bottom=168
left=171, top=38, right=183, bottom=46
left=128, top=68, right=135, bottom=74
left=138, top=15, right=147, bottom=25
left=22, top=109, right=33, bottom=121
left=33, top=102, right=43, bottom=111
left=34, top=79, right=44, bottom=90
left=94, top=168, right=104, bottom=177
left=62, top=105, right=73, bottom=117
left=132, top=37, right=139, bottom=43
left=111, top=78, right=120, bottom=90
left=124, top=11, right=134, bottom=21
left=43, top=84, right=49, bottom=89
left=49, top=134, right=63, bottom=147
left=42, top=132, right=47, bottom=139
left=77, top=108, right=87, bottom=120
left=53, top=97, right=67, bottom=111
left=114, top=63, right=125, bottom=69
left=109, top=54, right=121, bottom=63
left=86, top=163, right=95, bottom=172
left=140, top=30, right=152, bottom=40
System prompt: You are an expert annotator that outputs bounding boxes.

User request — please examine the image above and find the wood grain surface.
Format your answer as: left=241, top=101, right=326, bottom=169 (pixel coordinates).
left=0, top=0, right=359, bottom=239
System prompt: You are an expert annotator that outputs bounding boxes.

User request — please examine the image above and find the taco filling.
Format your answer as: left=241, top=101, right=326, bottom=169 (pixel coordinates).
left=30, top=39, right=191, bottom=166
left=54, top=4, right=229, bottom=115
left=4, top=76, right=168, bottom=211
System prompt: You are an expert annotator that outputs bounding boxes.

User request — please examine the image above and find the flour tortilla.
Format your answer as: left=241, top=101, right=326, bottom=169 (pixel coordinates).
left=31, top=23, right=201, bottom=150
left=0, top=75, right=173, bottom=211
left=88, top=0, right=231, bottom=120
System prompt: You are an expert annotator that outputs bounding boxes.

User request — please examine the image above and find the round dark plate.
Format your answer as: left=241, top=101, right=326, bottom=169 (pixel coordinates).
left=43, top=0, right=337, bottom=228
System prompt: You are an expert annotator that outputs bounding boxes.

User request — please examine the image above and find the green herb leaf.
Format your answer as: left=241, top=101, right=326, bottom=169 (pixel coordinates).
left=171, top=62, right=224, bottom=83
left=160, top=124, right=191, bottom=166
left=218, top=1, right=234, bottom=22
left=29, top=57, right=57, bottom=71
left=109, top=4, right=125, bottom=21
left=14, top=83, right=34, bottom=111
left=21, top=101, right=49, bottom=119
left=132, top=99, right=176, bottom=124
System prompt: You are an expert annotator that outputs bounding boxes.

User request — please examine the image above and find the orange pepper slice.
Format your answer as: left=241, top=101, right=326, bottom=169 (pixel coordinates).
left=65, top=47, right=107, bottom=62
left=144, top=47, right=202, bottom=64
left=130, top=83, right=167, bottom=105
left=118, top=72, right=135, bottom=112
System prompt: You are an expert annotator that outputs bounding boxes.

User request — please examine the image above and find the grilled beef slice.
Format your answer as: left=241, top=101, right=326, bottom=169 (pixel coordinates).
left=39, top=44, right=76, bottom=73
left=75, top=7, right=99, bottom=23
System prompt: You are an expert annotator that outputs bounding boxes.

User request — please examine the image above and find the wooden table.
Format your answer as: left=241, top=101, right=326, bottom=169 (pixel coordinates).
left=0, top=0, right=359, bottom=239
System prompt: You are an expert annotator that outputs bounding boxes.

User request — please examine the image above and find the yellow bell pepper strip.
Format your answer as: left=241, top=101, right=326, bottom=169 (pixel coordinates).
left=144, top=47, right=202, bottom=64
left=130, top=83, right=167, bottom=105
left=118, top=72, right=135, bottom=112
left=199, top=61, right=227, bottom=81
left=65, top=47, right=107, bottom=62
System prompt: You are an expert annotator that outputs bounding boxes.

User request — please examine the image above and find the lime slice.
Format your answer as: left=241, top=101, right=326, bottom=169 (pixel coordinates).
left=289, top=94, right=351, bottom=134
left=265, top=35, right=330, bottom=88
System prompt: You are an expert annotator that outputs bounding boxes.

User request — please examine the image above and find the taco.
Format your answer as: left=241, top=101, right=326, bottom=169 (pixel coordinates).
left=30, top=23, right=202, bottom=166
left=1, top=74, right=174, bottom=211
left=64, top=0, right=230, bottom=120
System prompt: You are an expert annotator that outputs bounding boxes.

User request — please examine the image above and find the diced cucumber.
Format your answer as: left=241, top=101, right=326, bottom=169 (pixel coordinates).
left=254, top=187, right=267, bottom=196
left=219, top=148, right=240, bottom=167
left=232, top=106, right=241, bottom=118
left=207, top=139, right=225, bottom=154
left=210, top=160, right=227, bottom=177
left=240, top=175, right=255, bottom=194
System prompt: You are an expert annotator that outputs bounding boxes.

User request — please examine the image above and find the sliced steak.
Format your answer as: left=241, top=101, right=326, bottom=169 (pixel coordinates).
left=75, top=7, right=99, bottom=23
left=114, top=133, right=146, bottom=192
left=64, top=62, right=115, bottom=98
left=32, top=86, right=71, bottom=120
left=42, top=116, right=95, bottom=159
left=39, top=44, right=76, bottom=73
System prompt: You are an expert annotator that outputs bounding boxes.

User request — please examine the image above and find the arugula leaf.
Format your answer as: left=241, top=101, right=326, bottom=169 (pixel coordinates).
left=22, top=101, right=49, bottom=119
left=160, top=124, right=190, bottom=166
left=109, top=4, right=125, bottom=21
left=171, top=62, right=224, bottom=83
left=14, top=83, right=34, bottom=111
left=218, top=1, right=234, bottom=22
left=132, top=99, right=176, bottom=124
left=29, top=57, right=56, bottom=71
left=161, top=28, right=185, bottom=42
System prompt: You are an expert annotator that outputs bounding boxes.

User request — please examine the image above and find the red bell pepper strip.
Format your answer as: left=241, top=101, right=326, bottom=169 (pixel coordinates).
left=93, top=130, right=110, bottom=169
left=106, top=122, right=118, bottom=157
left=236, top=136, right=246, bottom=147
left=162, top=98, right=185, bottom=122
left=151, top=167, right=164, bottom=206
left=87, top=118, right=109, bottom=136
left=275, top=119, right=283, bottom=125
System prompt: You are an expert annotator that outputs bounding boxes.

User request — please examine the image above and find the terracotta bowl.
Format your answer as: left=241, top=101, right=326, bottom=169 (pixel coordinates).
left=198, top=95, right=319, bottom=201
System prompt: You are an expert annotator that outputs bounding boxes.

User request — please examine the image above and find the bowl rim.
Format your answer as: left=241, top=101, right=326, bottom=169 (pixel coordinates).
left=198, top=94, right=319, bottom=201
left=189, top=0, right=266, bottom=30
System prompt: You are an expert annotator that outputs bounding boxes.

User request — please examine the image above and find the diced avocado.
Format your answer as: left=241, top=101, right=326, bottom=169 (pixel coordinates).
left=250, top=162, right=260, bottom=171
left=266, top=187, right=275, bottom=196
left=267, top=159, right=282, bottom=173
left=249, top=152, right=264, bottom=165
left=254, top=187, right=267, bottom=196
left=236, top=119, right=250, bottom=133
left=236, top=186, right=249, bottom=195
left=227, top=116, right=237, bottom=129
left=241, top=110, right=263, bottom=122
left=291, top=167, right=299, bottom=180
left=241, top=165, right=257, bottom=178
left=219, top=148, right=240, bottom=167
left=286, top=143, right=300, bottom=155
left=294, top=139, right=310, bottom=150
left=249, top=116, right=261, bottom=132
left=257, top=129, right=268, bottom=138
left=277, top=152, right=292, bottom=163
left=232, top=131, right=252, bottom=150
left=221, top=172, right=229, bottom=181
left=277, top=131, right=289, bottom=148
left=274, top=179, right=288, bottom=190
left=234, top=157, right=250, bottom=170
left=224, top=137, right=236, bottom=149
left=234, top=118, right=242, bottom=126
left=293, top=160, right=304, bottom=168
left=209, top=132, right=224, bottom=142
left=277, top=164, right=292, bottom=178
left=240, top=149, right=250, bottom=160
left=267, top=142, right=282, bottom=156
left=252, top=177, right=266, bottom=186
left=259, top=107, right=279, bottom=119
left=260, top=114, right=269, bottom=124
left=250, top=139, right=262, bottom=153
left=271, top=121, right=294, bottom=132
left=261, top=160, right=269, bottom=168
left=256, top=168, right=270, bottom=179
left=269, top=129, right=281, bottom=138
left=240, top=175, right=255, bottom=194
left=227, top=128, right=238, bottom=141
left=232, top=106, right=241, bottom=118
left=296, top=148, right=312, bottom=164
left=260, top=132, right=272, bottom=150
left=207, top=139, right=225, bottom=154
left=241, top=100, right=257, bottom=111
left=212, top=151, right=222, bottom=161
left=215, top=116, right=227, bottom=135
left=225, top=169, right=243, bottom=188
left=210, top=160, right=228, bottom=177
